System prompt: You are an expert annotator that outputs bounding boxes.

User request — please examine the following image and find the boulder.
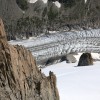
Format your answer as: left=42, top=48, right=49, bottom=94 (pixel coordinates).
left=60, top=54, right=76, bottom=63
left=66, top=54, right=77, bottom=63
left=78, top=53, right=93, bottom=66
left=0, top=18, right=59, bottom=100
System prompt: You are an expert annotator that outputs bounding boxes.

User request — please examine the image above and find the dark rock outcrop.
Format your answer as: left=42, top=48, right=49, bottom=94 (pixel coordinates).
left=0, top=18, right=59, bottom=100
left=78, top=53, right=93, bottom=66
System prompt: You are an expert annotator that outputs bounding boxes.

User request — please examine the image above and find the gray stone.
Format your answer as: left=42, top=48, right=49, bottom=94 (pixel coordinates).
left=78, top=53, right=93, bottom=66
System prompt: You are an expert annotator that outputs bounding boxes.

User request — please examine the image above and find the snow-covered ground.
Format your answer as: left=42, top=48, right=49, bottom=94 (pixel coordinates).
left=42, top=54, right=100, bottom=100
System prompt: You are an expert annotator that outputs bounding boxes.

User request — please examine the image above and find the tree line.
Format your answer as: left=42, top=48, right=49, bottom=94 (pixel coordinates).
left=3, top=0, right=100, bottom=40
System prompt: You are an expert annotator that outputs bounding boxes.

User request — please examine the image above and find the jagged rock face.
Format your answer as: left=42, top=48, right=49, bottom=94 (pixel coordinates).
left=78, top=53, right=93, bottom=66
left=0, top=18, right=59, bottom=100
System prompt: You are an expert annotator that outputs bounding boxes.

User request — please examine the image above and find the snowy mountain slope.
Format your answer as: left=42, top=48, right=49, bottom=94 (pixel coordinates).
left=42, top=60, right=100, bottom=100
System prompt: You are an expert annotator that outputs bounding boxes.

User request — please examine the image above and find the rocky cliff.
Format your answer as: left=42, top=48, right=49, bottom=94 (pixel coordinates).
left=0, top=18, right=59, bottom=100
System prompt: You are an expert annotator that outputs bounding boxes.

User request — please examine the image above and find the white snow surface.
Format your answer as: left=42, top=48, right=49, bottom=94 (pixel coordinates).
left=43, top=54, right=100, bottom=100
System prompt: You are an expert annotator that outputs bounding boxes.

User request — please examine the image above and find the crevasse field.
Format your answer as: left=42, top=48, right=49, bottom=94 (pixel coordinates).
left=9, top=29, right=100, bottom=62
left=43, top=53, right=100, bottom=100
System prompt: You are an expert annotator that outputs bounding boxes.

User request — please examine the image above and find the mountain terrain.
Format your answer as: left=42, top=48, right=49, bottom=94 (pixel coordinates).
left=0, top=0, right=100, bottom=39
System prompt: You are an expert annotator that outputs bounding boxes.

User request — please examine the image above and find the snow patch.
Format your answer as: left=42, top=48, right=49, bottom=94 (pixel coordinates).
left=42, top=0, right=48, bottom=3
left=91, top=53, right=100, bottom=60
left=28, top=0, right=37, bottom=3
left=85, top=0, right=87, bottom=3
left=28, top=0, right=48, bottom=4
left=53, top=1, right=61, bottom=8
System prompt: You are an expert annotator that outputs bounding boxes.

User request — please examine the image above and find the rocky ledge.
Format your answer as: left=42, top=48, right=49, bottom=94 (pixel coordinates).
left=0, top=18, right=59, bottom=100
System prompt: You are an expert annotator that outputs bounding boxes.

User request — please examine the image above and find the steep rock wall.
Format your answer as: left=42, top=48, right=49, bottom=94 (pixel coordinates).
left=0, top=18, right=59, bottom=100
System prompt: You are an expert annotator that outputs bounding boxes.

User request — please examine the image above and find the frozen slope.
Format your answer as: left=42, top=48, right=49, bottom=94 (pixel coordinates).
left=43, top=61, right=100, bottom=100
